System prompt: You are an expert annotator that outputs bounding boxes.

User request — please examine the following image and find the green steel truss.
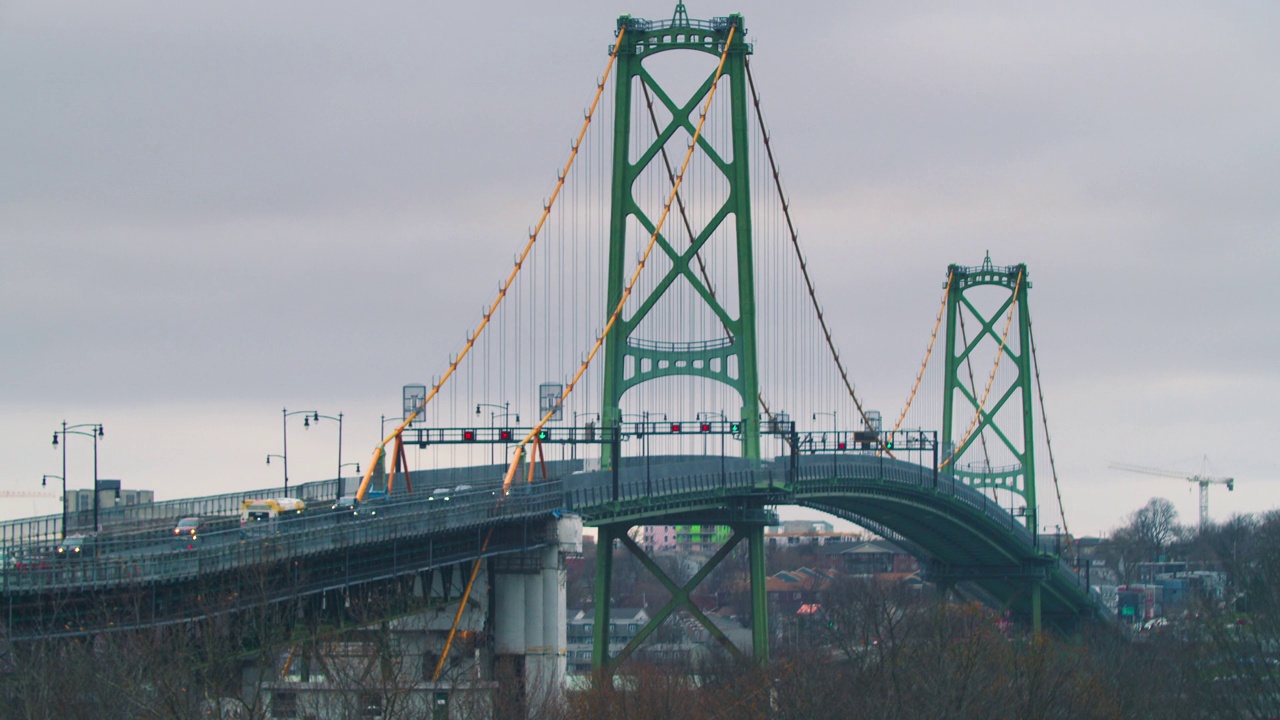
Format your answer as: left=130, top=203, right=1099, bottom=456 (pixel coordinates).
left=593, top=518, right=770, bottom=677
left=600, top=6, right=760, bottom=466
left=941, top=255, right=1037, bottom=535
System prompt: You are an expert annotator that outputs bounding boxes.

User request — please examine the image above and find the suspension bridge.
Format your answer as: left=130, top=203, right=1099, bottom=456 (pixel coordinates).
left=1, top=2, right=1099, bottom=691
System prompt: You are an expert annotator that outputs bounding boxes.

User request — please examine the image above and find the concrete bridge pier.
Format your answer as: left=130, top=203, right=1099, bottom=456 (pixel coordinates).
left=492, top=515, right=582, bottom=713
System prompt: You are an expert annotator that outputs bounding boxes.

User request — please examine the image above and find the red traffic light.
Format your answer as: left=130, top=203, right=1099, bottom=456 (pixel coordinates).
left=670, top=423, right=682, bottom=433
left=463, top=429, right=476, bottom=442
left=700, top=423, right=711, bottom=433
left=499, top=429, right=513, bottom=441
left=837, top=442, right=847, bottom=450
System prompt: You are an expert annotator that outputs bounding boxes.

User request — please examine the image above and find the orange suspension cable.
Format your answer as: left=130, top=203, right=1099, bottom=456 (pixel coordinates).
left=939, top=269, right=1023, bottom=469
left=504, top=26, right=740, bottom=493
left=354, top=27, right=627, bottom=502
left=891, top=271, right=952, bottom=433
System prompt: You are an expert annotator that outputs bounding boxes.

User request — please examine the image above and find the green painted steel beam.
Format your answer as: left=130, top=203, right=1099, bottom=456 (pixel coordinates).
left=941, top=255, right=1036, bottom=537
left=601, top=9, right=760, bottom=468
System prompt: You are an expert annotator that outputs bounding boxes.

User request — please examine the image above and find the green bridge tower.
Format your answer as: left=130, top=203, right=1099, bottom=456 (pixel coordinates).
left=593, top=5, right=771, bottom=675
left=940, top=255, right=1047, bottom=631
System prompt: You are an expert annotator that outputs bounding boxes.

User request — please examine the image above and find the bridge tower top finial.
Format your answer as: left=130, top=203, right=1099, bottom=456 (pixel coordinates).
left=981, top=250, right=993, bottom=270
left=671, top=2, right=690, bottom=26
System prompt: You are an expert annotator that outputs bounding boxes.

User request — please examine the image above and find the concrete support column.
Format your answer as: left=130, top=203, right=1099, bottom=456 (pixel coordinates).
left=524, top=571, right=546, bottom=686
left=543, top=543, right=566, bottom=681
left=494, top=571, right=526, bottom=655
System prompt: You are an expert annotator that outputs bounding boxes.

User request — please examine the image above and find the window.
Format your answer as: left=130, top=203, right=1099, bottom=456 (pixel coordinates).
left=271, top=691, right=298, bottom=719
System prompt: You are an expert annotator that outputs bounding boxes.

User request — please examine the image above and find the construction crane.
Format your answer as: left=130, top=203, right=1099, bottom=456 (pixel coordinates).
left=0, top=491, right=54, bottom=500
left=1109, top=461, right=1234, bottom=530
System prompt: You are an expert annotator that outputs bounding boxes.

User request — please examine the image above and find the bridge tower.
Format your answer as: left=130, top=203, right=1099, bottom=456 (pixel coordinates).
left=593, top=5, right=771, bottom=675
left=940, top=255, right=1045, bottom=630
left=599, top=3, right=761, bottom=464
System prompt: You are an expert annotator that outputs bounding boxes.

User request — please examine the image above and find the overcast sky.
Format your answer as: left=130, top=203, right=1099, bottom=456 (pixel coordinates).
left=2, top=1, right=1277, bottom=535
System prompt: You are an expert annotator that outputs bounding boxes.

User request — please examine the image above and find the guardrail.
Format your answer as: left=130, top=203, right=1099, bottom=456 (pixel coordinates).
left=564, top=454, right=1100, bottom=615
left=1, top=481, right=563, bottom=593
left=0, top=478, right=343, bottom=553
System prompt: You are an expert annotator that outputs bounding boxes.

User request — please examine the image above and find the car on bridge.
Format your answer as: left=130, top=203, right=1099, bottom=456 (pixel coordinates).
left=173, top=517, right=207, bottom=540
left=55, top=534, right=95, bottom=560
left=6, top=549, right=52, bottom=572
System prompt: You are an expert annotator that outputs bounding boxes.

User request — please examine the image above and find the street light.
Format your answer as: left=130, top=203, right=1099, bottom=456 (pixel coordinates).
left=476, top=403, right=519, bottom=466
left=41, top=474, right=63, bottom=537
left=51, top=422, right=104, bottom=537
left=279, top=408, right=326, bottom=496
left=339, top=462, right=361, bottom=498
left=813, top=411, right=836, bottom=450
left=697, top=411, right=729, bottom=483
left=571, top=411, right=600, bottom=461
left=696, top=411, right=728, bottom=454
left=622, top=412, right=665, bottom=494
left=309, top=412, right=345, bottom=499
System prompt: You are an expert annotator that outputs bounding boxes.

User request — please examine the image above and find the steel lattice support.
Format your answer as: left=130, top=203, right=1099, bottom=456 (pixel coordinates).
left=600, top=7, right=761, bottom=466
left=590, top=519, right=769, bottom=678
left=941, top=255, right=1036, bottom=533
left=941, top=254, right=1042, bottom=632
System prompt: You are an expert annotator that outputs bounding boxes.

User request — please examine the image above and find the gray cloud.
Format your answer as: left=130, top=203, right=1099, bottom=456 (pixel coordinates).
left=2, top=1, right=1276, bottom=533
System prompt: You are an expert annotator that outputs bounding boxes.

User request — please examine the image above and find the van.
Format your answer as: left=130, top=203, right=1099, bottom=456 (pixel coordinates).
left=240, top=498, right=306, bottom=532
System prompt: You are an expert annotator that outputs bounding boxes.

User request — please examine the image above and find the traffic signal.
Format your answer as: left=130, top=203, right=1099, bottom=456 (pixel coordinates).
left=670, top=423, right=682, bottom=433
left=837, top=441, right=847, bottom=450
left=499, top=429, right=513, bottom=442
left=538, top=429, right=549, bottom=440
left=700, top=423, right=711, bottom=433
left=463, top=429, right=476, bottom=442
left=884, top=435, right=895, bottom=450
left=730, top=422, right=741, bottom=434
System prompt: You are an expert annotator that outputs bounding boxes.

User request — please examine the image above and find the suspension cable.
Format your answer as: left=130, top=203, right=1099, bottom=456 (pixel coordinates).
left=891, top=271, right=952, bottom=433
left=1029, top=313, right=1072, bottom=550
left=430, top=32, right=633, bottom=678
left=744, top=59, right=887, bottom=454
left=939, top=269, right=1023, bottom=469
left=503, top=26, right=740, bottom=492
left=353, top=27, right=627, bottom=502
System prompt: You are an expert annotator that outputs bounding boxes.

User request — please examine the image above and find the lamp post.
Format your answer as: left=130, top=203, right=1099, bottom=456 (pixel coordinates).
left=41, top=474, right=64, bottom=538
left=52, top=422, right=104, bottom=536
left=572, top=411, right=600, bottom=462
left=476, top=403, right=518, bottom=466
left=279, top=408, right=322, bottom=496
left=622, top=412, right=665, bottom=494
left=698, top=411, right=728, bottom=481
left=339, top=462, right=361, bottom=499
left=813, top=411, right=837, bottom=477
left=812, top=411, right=836, bottom=449
left=310, top=412, right=344, bottom=498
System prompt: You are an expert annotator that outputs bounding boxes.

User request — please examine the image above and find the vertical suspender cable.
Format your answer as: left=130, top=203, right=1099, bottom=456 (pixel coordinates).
left=745, top=60, right=886, bottom=454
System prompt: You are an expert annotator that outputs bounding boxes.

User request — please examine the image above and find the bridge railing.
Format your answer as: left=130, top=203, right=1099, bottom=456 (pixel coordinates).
left=0, top=479, right=342, bottom=555
left=566, top=454, right=1037, bottom=552
left=2, top=480, right=563, bottom=593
